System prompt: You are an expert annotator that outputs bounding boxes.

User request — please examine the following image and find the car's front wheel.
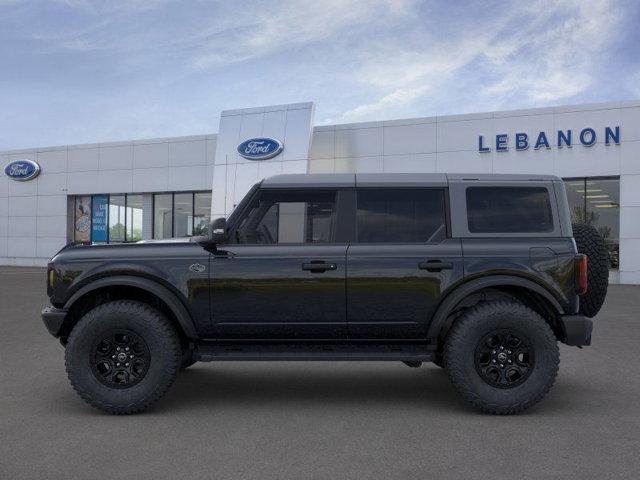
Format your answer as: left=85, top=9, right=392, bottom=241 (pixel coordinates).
left=65, top=300, right=181, bottom=414
left=444, top=301, right=559, bottom=414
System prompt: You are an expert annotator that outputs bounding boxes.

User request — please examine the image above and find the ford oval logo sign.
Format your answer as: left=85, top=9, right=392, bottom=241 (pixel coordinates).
left=237, top=137, right=283, bottom=160
left=4, top=159, right=41, bottom=182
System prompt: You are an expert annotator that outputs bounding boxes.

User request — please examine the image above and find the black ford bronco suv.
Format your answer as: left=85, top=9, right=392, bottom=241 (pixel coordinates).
left=42, top=173, right=609, bottom=415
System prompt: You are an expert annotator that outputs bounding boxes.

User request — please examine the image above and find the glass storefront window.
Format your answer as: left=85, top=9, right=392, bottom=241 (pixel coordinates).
left=108, top=195, right=126, bottom=242
left=71, top=191, right=211, bottom=242
left=174, top=193, right=193, bottom=237
left=194, top=192, right=212, bottom=236
left=153, top=191, right=211, bottom=239
left=154, top=194, right=172, bottom=239
left=91, top=195, right=109, bottom=242
left=126, top=194, right=144, bottom=242
left=564, top=177, right=620, bottom=269
left=74, top=196, right=92, bottom=242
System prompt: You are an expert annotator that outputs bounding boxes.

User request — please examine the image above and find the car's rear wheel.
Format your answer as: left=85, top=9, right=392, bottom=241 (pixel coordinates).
left=65, top=300, right=181, bottom=414
left=444, top=301, right=559, bottom=414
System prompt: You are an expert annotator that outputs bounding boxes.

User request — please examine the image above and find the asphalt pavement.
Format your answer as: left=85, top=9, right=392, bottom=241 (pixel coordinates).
left=1, top=267, right=639, bottom=479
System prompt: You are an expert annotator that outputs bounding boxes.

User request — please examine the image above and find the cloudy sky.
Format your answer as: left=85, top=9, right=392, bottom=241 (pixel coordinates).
left=1, top=0, right=638, bottom=150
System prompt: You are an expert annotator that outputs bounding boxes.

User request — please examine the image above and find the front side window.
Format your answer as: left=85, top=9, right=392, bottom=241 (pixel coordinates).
left=356, top=189, right=446, bottom=243
left=466, top=186, right=553, bottom=233
left=236, top=190, right=336, bottom=244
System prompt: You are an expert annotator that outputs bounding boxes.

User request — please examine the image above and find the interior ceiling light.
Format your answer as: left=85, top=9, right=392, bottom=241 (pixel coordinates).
left=576, top=189, right=603, bottom=193
left=586, top=195, right=609, bottom=199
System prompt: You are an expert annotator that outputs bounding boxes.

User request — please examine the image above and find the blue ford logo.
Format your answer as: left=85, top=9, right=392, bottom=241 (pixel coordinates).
left=237, top=137, right=283, bottom=160
left=4, top=159, right=41, bottom=181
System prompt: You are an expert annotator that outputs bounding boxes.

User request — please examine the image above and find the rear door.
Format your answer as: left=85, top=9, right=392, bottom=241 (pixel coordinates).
left=346, top=188, right=463, bottom=339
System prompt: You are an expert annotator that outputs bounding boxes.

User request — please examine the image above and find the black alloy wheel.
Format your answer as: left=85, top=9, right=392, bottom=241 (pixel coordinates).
left=91, top=330, right=150, bottom=388
left=474, top=330, right=533, bottom=388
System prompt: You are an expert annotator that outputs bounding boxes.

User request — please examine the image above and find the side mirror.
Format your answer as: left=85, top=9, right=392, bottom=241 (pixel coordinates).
left=208, top=217, right=227, bottom=244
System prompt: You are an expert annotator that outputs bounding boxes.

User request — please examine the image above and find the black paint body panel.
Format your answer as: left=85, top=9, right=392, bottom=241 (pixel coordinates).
left=346, top=240, right=463, bottom=338
left=44, top=174, right=585, bottom=346
left=49, top=242, right=211, bottom=334
left=210, top=244, right=348, bottom=338
left=462, top=237, right=578, bottom=314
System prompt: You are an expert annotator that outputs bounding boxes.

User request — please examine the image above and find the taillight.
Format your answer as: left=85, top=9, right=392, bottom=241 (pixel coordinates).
left=576, top=254, right=588, bottom=295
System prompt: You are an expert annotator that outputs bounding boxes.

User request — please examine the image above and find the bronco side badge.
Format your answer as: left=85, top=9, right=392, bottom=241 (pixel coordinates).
left=189, top=263, right=206, bottom=273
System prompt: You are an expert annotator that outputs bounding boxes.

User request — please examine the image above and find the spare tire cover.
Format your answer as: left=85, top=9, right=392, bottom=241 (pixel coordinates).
left=572, top=223, right=609, bottom=318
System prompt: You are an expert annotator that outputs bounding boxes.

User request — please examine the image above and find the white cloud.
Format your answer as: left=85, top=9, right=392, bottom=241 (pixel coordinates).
left=339, top=85, right=429, bottom=121
left=191, top=0, right=414, bottom=69
left=334, top=0, right=625, bottom=122
left=481, top=0, right=621, bottom=105
left=0, top=0, right=634, bottom=149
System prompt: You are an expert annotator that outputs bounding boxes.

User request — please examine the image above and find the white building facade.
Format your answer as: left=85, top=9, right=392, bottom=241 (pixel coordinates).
left=1, top=100, right=639, bottom=283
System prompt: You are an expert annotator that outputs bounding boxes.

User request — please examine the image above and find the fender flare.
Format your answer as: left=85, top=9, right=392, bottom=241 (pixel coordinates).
left=426, top=275, right=565, bottom=340
left=63, top=275, right=198, bottom=339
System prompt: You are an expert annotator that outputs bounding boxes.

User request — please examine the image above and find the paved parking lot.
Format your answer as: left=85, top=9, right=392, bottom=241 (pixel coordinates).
left=1, top=267, right=639, bottom=479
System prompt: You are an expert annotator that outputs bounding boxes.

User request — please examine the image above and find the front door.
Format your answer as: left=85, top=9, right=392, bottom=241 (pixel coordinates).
left=211, top=188, right=347, bottom=339
left=346, top=188, right=464, bottom=339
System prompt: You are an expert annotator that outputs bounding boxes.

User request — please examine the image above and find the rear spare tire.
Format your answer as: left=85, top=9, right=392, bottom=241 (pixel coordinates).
left=572, top=223, right=609, bottom=318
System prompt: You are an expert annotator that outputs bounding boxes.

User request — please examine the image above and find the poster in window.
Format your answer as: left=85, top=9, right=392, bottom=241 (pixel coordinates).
left=91, top=194, right=108, bottom=242
left=74, top=196, right=91, bottom=242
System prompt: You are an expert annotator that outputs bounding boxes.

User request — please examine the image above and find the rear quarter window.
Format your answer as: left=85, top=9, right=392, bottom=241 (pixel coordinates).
left=466, top=186, right=554, bottom=233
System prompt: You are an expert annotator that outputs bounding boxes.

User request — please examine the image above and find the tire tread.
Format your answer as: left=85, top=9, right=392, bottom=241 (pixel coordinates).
left=65, top=300, right=181, bottom=415
left=572, top=223, right=609, bottom=318
left=444, top=301, right=559, bottom=415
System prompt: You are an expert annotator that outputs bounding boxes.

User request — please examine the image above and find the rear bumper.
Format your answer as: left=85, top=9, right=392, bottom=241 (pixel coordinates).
left=41, top=306, right=67, bottom=337
left=559, top=314, right=593, bottom=346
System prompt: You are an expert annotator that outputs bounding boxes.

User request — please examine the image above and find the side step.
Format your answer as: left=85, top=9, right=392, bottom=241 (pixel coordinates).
left=193, top=343, right=435, bottom=362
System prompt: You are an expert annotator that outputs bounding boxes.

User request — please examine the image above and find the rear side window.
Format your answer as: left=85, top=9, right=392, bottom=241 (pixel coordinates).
left=466, top=187, right=554, bottom=233
left=356, top=189, right=446, bottom=243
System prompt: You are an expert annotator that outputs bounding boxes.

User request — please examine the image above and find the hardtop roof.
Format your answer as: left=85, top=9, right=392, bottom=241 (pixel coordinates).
left=260, top=173, right=560, bottom=188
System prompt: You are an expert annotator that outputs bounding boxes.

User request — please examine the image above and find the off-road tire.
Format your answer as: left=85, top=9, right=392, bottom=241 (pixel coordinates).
left=444, top=301, right=559, bottom=414
left=572, top=223, right=609, bottom=318
left=65, top=300, right=181, bottom=414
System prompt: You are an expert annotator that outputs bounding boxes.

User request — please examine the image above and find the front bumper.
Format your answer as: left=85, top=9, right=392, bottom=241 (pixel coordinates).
left=41, top=306, right=67, bottom=337
left=559, top=314, right=593, bottom=346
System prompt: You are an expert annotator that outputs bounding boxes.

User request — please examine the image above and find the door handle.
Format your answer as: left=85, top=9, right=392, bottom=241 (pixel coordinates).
left=418, top=260, right=453, bottom=272
left=302, top=262, right=337, bottom=272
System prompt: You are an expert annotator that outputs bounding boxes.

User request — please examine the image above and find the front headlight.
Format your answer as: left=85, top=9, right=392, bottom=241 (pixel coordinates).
left=47, top=263, right=57, bottom=294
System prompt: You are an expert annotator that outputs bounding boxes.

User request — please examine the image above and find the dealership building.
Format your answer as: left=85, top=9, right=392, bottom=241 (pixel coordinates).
left=1, top=100, right=639, bottom=283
